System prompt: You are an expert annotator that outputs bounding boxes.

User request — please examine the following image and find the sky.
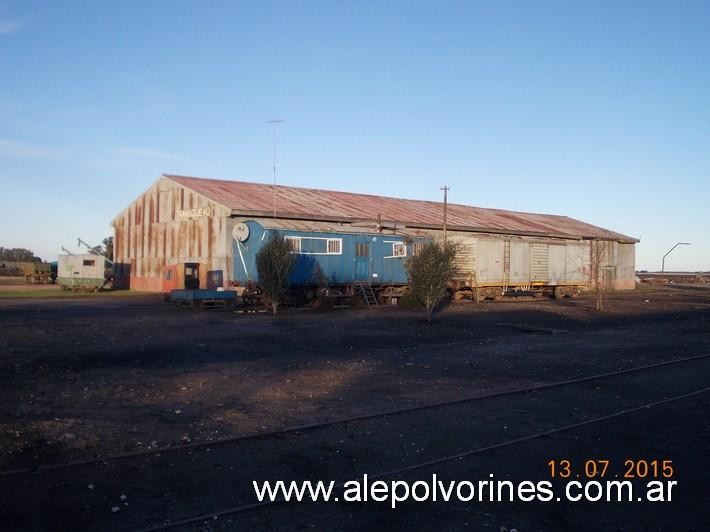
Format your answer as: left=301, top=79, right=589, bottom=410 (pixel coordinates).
left=0, top=0, right=708, bottom=271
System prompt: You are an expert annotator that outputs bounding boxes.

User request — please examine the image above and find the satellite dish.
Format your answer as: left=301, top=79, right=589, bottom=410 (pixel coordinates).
left=232, top=222, right=250, bottom=242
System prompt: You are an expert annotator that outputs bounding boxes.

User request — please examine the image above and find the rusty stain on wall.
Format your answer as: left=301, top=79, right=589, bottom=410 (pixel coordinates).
left=112, top=177, right=232, bottom=291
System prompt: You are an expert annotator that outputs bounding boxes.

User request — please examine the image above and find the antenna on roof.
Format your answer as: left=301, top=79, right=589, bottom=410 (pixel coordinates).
left=268, top=119, right=284, bottom=218
left=440, top=186, right=450, bottom=243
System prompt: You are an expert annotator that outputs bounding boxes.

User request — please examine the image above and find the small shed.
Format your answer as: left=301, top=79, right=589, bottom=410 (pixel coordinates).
left=57, top=254, right=107, bottom=290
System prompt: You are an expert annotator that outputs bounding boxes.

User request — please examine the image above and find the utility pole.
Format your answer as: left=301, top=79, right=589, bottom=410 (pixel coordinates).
left=440, top=186, right=449, bottom=243
left=268, top=119, right=283, bottom=218
left=661, top=242, right=690, bottom=282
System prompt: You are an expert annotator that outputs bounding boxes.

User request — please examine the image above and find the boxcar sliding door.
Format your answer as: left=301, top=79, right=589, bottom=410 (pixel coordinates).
left=530, top=243, right=550, bottom=284
left=476, top=239, right=505, bottom=285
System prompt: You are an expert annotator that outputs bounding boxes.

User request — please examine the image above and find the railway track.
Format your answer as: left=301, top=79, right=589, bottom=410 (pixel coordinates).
left=3, top=352, right=708, bottom=478
left=2, top=353, right=709, bottom=531
left=140, top=386, right=709, bottom=531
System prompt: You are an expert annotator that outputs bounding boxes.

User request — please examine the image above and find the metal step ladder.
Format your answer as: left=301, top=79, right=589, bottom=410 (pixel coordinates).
left=355, top=281, right=379, bottom=306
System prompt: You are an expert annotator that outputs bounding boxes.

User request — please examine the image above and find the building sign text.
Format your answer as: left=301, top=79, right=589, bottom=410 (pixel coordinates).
left=177, top=206, right=213, bottom=219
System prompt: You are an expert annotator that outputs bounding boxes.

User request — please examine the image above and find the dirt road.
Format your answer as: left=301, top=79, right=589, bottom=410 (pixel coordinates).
left=0, top=285, right=708, bottom=530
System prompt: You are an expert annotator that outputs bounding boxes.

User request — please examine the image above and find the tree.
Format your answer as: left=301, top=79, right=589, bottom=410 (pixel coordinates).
left=255, top=234, right=296, bottom=315
left=0, top=247, right=41, bottom=262
left=102, top=236, right=114, bottom=262
left=589, top=240, right=611, bottom=312
left=404, top=240, right=458, bottom=322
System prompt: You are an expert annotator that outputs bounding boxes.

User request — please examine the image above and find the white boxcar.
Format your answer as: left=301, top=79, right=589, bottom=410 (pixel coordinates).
left=447, top=233, right=633, bottom=301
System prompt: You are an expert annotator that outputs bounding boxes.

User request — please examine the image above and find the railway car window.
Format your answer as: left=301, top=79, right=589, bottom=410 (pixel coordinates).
left=284, top=236, right=342, bottom=255
left=301, top=238, right=326, bottom=254
left=355, top=243, right=369, bottom=257
left=392, top=242, right=406, bottom=257
left=327, top=239, right=342, bottom=254
left=285, top=236, right=301, bottom=253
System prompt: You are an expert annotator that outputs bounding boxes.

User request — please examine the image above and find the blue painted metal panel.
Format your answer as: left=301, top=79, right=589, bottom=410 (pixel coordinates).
left=232, top=220, right=430, bottom=286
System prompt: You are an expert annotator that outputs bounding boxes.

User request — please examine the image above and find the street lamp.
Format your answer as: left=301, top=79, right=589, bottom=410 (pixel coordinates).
left=661, top=242, right=690, bottom=282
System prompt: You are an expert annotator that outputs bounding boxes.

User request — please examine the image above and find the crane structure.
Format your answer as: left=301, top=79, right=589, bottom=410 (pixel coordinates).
left=77, top=238, right=114, bottom=265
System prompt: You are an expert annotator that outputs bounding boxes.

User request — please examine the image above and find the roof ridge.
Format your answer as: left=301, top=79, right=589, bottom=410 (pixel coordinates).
left=164, top=174, right=574, bottom=219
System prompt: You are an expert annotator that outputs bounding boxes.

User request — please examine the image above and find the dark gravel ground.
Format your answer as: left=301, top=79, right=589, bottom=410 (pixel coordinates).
left=0, top=284, right=708, bottom=531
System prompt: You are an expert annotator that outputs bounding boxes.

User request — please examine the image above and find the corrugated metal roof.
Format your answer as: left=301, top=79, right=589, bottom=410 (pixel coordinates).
left=250, top=218, right=434, bottom=237
left=166, top=174, right=638, bottom=243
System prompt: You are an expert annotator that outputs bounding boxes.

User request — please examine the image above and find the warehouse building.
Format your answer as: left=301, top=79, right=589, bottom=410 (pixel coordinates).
left=112, top=174, right=637, bottom=295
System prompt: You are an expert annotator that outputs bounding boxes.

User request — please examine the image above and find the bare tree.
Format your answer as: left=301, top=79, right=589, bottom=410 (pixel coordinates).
left=255, top=234, right=296, bottom=315
left=589, top=240, right=610, bottom=312
left=405, top=240, right=458, bottom=322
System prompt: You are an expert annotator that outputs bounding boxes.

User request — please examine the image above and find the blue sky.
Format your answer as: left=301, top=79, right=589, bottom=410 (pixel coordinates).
left=1, top=0, right=708, bottom=270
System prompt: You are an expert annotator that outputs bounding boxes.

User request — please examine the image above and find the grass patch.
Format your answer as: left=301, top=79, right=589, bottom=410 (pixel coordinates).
left=0, top=288, right=155, bottom=298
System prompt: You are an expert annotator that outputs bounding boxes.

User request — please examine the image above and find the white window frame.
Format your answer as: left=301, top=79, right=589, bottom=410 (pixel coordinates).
left=384, top=240, right=407, bottom=259
left=284, top=236, right=342, bottom=255
left=327, top=238, right=342, bottom=254
left=284, top=235, right=301, bottom=253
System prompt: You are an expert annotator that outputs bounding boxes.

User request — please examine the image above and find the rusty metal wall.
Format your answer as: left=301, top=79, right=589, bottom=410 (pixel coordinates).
left=112, top=177, right=231, bottom=291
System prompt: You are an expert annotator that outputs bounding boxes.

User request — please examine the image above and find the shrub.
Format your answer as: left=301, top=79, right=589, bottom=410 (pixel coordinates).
left=404, top=241, right=458, bottom=321
left=255, top=234, right=296, bottom=314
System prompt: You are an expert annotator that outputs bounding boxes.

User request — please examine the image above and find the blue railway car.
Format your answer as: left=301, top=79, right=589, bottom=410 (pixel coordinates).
left=232, top=219, right=430, bottom=291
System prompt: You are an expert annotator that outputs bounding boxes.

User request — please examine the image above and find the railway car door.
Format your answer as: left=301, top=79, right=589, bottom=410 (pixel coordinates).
left=476, top=239, right=505, bottom=285
left=566, top=242, right=589, bottom=283
left=549, top=244, right=566, bottom=284
left=449, top=235, right=476, bottom=286
left=353, top=240, right=371, bottom=281
left=530, top=243, right=550, bottom=284
left=509, top=240, right=531, bottom=286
